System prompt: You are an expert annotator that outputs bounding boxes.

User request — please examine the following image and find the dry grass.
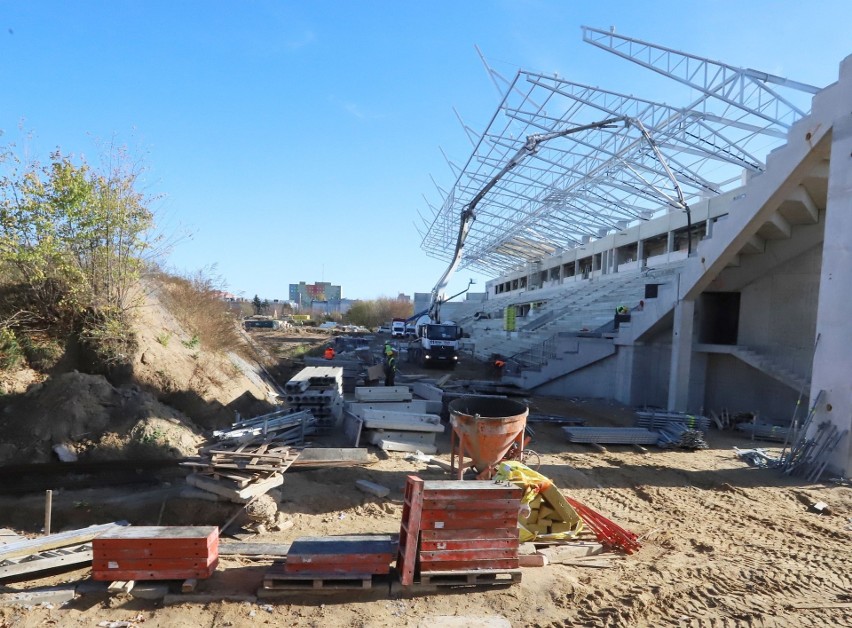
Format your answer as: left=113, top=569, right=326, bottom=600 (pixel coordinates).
left=153, top=270, right=245, bottom=356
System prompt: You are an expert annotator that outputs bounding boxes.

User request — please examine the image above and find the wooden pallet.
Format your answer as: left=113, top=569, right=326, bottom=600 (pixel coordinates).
left=418, top=568, right=522, bottom=587
left=263, top=572, right=374, bottom=590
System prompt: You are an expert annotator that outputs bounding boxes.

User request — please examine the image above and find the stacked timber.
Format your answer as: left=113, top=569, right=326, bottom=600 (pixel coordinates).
left=397, top=476, right=522, bottom=587
left=92, top=526, right=218, bottom=581
left=285, top=367, right=344, bottom=431
left=181, top=419, right=304, bottom=503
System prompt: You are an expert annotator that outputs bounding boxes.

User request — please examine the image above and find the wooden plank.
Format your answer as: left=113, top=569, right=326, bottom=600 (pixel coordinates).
left=0, top=522, right=123, bottom=562
left=283, top=561, right=390, bottom=575
left=418, top=568, right=521, bottom=586
left=108, top=580, right=134, bottom=594
left=397, top=475, right=424, bottom=586
left=0, top=545, right=93, bottom=580
left=181, top=578, right=198, bottom=593
left=262, top=573, right=372, bottom=590
left=186, top=473, right=283, bottom=503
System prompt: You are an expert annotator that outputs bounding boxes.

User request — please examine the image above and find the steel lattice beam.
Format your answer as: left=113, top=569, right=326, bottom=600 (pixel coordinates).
left=419, top=27, right=821, bottom=274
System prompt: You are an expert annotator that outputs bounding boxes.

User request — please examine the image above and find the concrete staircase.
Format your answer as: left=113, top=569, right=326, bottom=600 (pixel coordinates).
left=502, top=335, right=616, bottom=389
left=696, top=344, right=810, bottom=393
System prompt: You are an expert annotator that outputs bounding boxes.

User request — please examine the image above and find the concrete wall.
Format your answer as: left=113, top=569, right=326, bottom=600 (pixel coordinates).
left=536, top=354, right=619, bottom=399
left=738, top=244, right=822, bottom=376
left=703, top=355, right=801, bottom=420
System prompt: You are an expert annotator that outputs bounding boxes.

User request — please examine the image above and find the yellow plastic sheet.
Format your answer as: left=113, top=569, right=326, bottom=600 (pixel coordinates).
left=494, top=460, right=584, bottom=542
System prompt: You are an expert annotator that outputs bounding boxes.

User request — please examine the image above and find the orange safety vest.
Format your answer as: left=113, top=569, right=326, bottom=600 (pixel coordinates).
left=324, top=348, right=335, bottom=359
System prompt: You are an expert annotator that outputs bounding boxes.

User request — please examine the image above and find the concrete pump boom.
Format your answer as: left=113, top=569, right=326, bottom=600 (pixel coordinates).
left=425, top=115, right=690, bottom=323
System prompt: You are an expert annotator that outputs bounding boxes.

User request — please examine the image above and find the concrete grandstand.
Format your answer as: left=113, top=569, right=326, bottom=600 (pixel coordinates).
left=419, top=28, right=852, bottom=475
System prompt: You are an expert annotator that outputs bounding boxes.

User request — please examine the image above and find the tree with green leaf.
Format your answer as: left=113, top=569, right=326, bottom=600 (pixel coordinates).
left=1, top=142, right=158, bottom=365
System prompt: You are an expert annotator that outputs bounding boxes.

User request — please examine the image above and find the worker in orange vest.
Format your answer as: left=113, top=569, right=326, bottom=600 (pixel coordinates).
left=324, top=346, right=335, bottom=360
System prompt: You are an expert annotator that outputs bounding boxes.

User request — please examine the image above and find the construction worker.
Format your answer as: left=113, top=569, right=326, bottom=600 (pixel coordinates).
left=324, top=345, right=335, bottom=360
left=383, top=348, right=397, bottom=387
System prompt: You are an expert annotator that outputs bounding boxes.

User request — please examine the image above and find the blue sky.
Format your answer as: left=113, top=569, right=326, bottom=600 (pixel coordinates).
left=2, top=1, right=850, bottom=302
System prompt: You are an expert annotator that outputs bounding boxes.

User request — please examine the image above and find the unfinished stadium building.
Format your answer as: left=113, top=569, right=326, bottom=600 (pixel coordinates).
left=419, top=27, right=852, bottom=475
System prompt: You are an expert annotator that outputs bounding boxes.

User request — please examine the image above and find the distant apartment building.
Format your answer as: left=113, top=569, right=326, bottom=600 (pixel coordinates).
left=289, top=281, right=343, bottom=311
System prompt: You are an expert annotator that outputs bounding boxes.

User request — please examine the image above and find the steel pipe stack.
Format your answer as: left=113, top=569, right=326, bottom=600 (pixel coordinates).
left=562, top=427, right=660, bottom=445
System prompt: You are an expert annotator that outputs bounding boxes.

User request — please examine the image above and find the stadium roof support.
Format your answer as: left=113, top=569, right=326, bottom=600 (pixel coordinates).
left=419, top=27, right=822, bottom=276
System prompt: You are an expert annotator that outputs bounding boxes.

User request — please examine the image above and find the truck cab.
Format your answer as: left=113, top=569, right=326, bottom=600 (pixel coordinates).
left=391, top=319, right=407, bottom=338
left=407, top=320, right=463, bottom=368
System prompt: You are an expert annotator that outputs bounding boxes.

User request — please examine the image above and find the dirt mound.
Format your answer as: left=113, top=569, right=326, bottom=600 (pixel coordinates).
left=0, top=371, right=203, bottom=464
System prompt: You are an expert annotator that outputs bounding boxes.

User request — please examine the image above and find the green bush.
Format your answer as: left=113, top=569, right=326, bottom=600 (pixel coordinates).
left=0, top=328, right=24, bottom=370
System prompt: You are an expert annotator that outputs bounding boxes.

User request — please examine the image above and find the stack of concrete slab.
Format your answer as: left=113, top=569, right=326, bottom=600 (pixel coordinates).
left=285, top=366, right=344, bottom=431
left=344, top=392, right=444, bottom=454
left=304, top=357, right=360, bottom=392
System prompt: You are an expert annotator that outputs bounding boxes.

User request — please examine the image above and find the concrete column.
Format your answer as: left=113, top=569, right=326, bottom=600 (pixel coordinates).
left=614, top=345, right=636, bottom=406
left=637, top=239, right=644, bottom=265
left=666, top=230, right=675, bottom=253
left=667, top=299, right=695, bottom=411
left=809, top=112, right=852, bottom=475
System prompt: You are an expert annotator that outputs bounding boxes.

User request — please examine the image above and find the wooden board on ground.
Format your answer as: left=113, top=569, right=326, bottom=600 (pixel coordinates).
left=290, top=448, right=373, bottom=467
left=186, top=473, right=283, bottom=503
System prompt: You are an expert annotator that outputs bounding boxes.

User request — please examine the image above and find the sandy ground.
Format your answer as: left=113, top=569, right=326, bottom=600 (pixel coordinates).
left=1, top=394, right=850, bottom=628
left=1, top=326, right=849, bottom=627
